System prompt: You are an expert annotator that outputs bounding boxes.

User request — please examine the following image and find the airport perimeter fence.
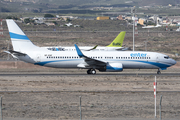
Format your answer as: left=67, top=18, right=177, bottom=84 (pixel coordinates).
left=0, top=91, right=179, bottom=120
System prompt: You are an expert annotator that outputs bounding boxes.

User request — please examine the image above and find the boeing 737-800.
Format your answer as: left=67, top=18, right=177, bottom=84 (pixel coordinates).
left=43, top=31, right=127, bottom=51
left=142, top=23, right=162, bottom=28
left=5, top=19, right=176, bottom=74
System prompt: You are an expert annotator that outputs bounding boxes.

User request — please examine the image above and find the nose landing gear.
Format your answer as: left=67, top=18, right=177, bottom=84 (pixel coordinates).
left=157, top=69, right=161, bottom=74
left=87, top=69, right=96, bottom=74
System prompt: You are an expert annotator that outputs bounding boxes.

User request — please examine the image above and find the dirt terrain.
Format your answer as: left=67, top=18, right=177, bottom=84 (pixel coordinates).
left=0, top=61, right=180, bottom=120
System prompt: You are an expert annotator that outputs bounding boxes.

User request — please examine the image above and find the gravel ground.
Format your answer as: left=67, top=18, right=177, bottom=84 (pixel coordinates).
left=0, top=68, right=180, bottom=120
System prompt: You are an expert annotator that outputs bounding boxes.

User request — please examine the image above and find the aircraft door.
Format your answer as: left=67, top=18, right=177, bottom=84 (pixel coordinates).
left=156, top=54, right=159, bottom=63
left=36, top=54, right=41, bottom=62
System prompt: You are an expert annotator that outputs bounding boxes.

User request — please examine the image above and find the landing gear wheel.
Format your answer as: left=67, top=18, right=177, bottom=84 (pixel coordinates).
left=157, top=70, right=161, bottom=74
left=87, top=69, right=91, bottom=74
left=91, top=69, right=96, bottom=74
left=87, top=69, right=96, bottom=75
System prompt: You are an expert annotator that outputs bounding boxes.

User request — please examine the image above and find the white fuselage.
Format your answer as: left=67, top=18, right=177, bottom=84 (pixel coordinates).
left=44, top=46, right=123, bottom=51
left=18, top=47, right=176, bottom=70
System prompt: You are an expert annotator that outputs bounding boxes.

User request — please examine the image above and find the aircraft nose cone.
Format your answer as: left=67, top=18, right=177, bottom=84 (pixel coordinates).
left=173, top=60, right=176, bottom=65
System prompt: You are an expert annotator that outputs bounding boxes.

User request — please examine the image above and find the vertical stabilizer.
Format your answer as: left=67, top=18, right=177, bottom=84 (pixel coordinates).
left=107, top=31, right=126, bottom=47
left=6, top=19, right=38, bottom=52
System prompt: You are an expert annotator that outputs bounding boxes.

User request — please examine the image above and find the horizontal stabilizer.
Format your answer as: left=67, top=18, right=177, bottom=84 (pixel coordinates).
left=4, top=50, right=26, bottom=56
left=115, top=47, right=129, bottom=51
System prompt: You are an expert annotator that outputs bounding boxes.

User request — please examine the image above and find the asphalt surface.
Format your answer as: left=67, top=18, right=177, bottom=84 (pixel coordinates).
left=3, top=118, right=180, bottom=120
left=0, top=72, right=179, bottom=76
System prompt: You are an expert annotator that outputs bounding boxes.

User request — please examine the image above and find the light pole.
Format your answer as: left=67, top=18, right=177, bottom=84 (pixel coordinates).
left=131, top=7, right=136, bottom=51
left=144, top=41, right=147, bottom=51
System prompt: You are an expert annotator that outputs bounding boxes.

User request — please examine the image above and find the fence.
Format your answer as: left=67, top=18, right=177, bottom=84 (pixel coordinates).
left=0, top=91, right=179, bottom=120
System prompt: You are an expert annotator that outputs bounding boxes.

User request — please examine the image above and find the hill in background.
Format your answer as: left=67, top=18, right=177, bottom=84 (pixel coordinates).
left=0, top=0, right=179, bottom=13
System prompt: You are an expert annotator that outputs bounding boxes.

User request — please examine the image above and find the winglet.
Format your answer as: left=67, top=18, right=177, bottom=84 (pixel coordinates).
left=85, top=45, right=98, bottom=51
left=92, top=45, right=98, bottom=49
left=107, top=31, right=126, bottom=47
left=74, top=44, right=84, bottom=57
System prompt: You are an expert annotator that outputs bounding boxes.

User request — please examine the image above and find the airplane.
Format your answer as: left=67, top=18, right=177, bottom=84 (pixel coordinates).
left=65, top=23, right=73, bottom=27
left=44, top=31, right=127, bottom=51
left=5, top=19, right=176, bottom=75
left=142, top=23, right=162, bottom=28
left=176, top=27, right=180, bottom=31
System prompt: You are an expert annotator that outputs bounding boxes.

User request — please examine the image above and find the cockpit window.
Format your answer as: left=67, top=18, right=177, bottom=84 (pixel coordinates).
left=164, top=56, right=169, bottom=59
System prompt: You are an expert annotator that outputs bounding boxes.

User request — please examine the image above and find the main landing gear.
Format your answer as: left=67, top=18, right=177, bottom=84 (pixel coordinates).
left=87, top=69, right=96, bottom=75
left=157, top=69, right=161, bottom=74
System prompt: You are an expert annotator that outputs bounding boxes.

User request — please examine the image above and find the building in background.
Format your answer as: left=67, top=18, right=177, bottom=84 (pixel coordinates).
left=96, top=16, right=110, bottom=20
left=138, top=18, right=144, bottom=25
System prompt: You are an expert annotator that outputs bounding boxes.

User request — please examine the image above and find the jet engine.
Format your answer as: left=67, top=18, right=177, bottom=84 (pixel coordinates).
left=106, top=63, right=123, bottom=72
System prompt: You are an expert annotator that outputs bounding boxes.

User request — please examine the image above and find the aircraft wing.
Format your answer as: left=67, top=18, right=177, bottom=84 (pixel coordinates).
left=74, top=44, right=106, bottom=68
left=115, top=47, right=129, bottom=51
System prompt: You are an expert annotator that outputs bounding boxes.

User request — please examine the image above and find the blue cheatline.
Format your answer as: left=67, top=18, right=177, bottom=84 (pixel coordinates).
left=132, top=60, right=171, bottom=68
left=34, top=57, right=171, bottom=69
left=9, top=32, right=29, bottom=40
left=34, top=59, right=80, bottom=66
left=114, top=59, right=171, bottom=69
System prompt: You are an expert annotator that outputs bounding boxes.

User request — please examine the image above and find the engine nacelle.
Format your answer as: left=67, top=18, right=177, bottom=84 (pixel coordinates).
left=106, top=63, right=123, bottom=72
